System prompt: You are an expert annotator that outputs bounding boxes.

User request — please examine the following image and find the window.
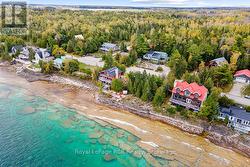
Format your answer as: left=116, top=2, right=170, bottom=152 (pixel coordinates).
left=176, top=88, right=181, bottom=93
left=184, top=90, right=190, bottom=96
left=186, top=98, right=192, bottom=104
left=194, top=93, right=199, bottom=99
left=236, top=119, right=242, bottom=124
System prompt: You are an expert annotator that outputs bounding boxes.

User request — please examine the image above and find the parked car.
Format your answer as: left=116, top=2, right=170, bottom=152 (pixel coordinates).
left=244, top=95, right=250, bottom=99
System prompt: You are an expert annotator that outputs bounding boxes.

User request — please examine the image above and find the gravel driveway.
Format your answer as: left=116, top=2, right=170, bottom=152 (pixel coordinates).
left=126, top=65, right=170, bottom=77
left=225, top=82, right=250, bottom=106
left=75, top=56, right=104, bottom=67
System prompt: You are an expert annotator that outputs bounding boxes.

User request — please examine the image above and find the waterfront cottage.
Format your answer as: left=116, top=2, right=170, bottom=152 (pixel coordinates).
left=34, top=48, right=53, bottom=63
left=234, top=69, right=250, bottom=84
left=218, top=106, right=250, bottom=134
left=11, top=45, right=24, bottom=54
left=53, top=57, right=64, bottom=69
left=100, top=43, right=120, bottom=52
left=18, top=47, right=29, bottom=60
left=170, top=80, right=208, bottom=111
left=143, top=51, right=168, bottom=64
left=98, top=67, right=123, bottom=89
left=208, top=57, right=228, bottom=67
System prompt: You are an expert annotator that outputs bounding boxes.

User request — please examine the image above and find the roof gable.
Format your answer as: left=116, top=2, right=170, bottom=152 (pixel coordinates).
left=221, top=106, right=250, bottom=121
left=173, top=81, right=208, bottom=101
left=234, top=69, right=250, bottom=78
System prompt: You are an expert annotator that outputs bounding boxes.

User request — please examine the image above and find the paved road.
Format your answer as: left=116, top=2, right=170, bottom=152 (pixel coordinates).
left=224, top=82, right=250, bottom=106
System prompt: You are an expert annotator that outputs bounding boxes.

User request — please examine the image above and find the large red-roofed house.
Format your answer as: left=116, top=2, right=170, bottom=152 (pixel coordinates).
left=234, top=69, right=250, bottom=84
left=170, top=81, right=208, bottom=111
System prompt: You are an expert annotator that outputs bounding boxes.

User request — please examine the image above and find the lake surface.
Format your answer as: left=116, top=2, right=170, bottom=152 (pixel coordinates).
left=0, top=83, right=175, bottom=167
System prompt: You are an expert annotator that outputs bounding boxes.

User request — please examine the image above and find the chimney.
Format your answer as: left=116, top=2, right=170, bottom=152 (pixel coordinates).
left=115, top=68, right=119, bottom=79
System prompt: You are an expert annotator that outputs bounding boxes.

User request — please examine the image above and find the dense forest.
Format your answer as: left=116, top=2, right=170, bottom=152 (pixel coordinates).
left=1, top=8, right=250, bottom=121
left=1, top=9, right=250, bottom=70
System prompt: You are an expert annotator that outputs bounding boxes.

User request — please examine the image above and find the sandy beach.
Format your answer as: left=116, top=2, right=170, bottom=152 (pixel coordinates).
left=0, top=67, right=249, bottom=167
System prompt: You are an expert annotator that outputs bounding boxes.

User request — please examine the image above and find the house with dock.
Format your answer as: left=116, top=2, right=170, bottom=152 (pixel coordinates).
left=170, top=80, right=208, bottom=111
left=218, top=106, right=250, bottom=134
left=234, top=69, right=250, bottom=84
left=98, top=67, right=123, bottom=89
left=143, top=51, right=168, bottom=64
left=100, top=43, right=120, bottom=52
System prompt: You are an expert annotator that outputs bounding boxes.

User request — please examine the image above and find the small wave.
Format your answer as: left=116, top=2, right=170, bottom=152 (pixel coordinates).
left=160, top=134, right=172, bottom=140
left=208, top=153, right=230, bottom=165
left=88, top=115, right=148, bottom=133
left=181, top=142, right=203, bottom=151
left=140, top=141, right=159, bottom=148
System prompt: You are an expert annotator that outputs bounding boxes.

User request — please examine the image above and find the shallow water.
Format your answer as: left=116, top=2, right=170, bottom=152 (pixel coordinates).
left=0, top=83, right=178, bottom=167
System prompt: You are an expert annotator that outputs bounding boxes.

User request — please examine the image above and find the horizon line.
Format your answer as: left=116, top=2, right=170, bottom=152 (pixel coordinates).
left=27, top=4, right=250, bottom=8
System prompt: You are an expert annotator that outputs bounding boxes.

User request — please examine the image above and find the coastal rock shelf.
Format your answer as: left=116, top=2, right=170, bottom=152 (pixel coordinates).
left=0, top=83, right=181, bottom=167
left=96, top=94, right=250, bottom=158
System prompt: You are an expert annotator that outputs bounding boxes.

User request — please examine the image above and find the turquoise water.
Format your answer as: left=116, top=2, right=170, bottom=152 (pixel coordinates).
left=0, top=83, right=172, bottom=167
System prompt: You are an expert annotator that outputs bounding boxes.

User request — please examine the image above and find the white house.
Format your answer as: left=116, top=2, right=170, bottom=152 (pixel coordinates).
left=34, top=48, right=53, bottom=63
left=143, top=51, right=169, bottom=64
left=219, top=106, right=250, bottom=134
left=100, top=43, right=119, bottom=52
left=234, top=69, right=250, bottom=84
left=11, top=45, right=24, bottom=54
left=74, top=34, right=84, bottom=40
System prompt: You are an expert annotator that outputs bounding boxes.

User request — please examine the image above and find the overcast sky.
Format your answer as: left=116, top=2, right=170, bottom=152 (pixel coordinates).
left=3, top=0, right=250, bottom=7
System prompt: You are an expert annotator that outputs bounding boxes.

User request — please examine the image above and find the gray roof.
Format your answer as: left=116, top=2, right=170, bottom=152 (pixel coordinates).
left=211, top=57, right=228, bottom=64
left=36, top=51, right=43, bottom=59
left=144, top=51, right=168, bottom=61
left=12, top=45, right=23, bottom=51
left=101, top=43, right=117, bottom=49
left=220, top=106, right=250, bottom=121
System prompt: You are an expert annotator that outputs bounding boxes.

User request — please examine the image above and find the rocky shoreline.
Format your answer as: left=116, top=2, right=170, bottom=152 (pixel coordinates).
left=96, top=94, right=250, bottom=158
left=1, top=62, right=250, bottom=158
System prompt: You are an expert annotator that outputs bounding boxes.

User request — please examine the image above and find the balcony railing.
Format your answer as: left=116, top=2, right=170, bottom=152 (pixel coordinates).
left=99, top=77, right=112, bottom=84
left=170, top=98, right=200, bottom=111
left=231, top=122, right=250, bottom=133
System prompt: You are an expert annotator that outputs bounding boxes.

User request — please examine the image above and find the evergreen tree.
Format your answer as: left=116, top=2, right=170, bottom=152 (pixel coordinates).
left=153, top=86, right=166, bottom=107
left=198, top=88, right=221, bottom=121
left=135, top=34, right=149, bottom=57
left=168, top=49, right=187, bottom=79
left=141, top=79, right=151, bottom=102
left=111, top=79, right=124, bottom=92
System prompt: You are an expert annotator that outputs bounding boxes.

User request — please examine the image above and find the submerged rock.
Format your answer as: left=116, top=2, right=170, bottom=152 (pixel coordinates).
left=48, top=113, right=61, bottom=120
left=94, top=119, right=109, bottom=127
left=118, top=143, right=134, bottom=153
left=127, top=135, right=137, bottom=142
left=103, top=153, right=116, bottom=162
left=90, top=139, right=97, bottom=144
left=0, top=90, right=10, bottom=98
left=116, top=130, right=125, bottom=138
left=98, top=137, right=107, bottom=144
left=80, top=129, right=85, bottom=133
left=132, top=150, right=143, bottom=159
left=24, top=96, right=35, bottom=102
left=65, top=138, right=74, bottom=144
left=88, top=131, right=104, bottom=139
left=61, top=119, right=72, bottom=128
left=109, top=137, right=119, bottom=147
left=143, top=153, right=162, bottom=167
left=20, top=106, right=36, bottom=114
